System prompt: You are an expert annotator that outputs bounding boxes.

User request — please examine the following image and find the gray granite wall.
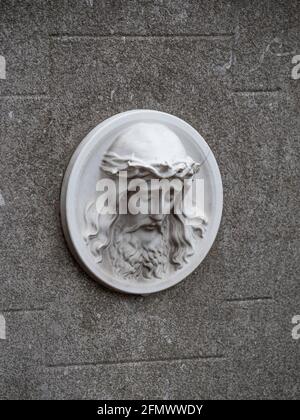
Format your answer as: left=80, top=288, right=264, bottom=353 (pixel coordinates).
left=0, top=0, right=299, bottom=399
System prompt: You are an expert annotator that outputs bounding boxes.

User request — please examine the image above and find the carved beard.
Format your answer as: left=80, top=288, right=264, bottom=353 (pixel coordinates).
left=107, top=219, right=169, bottom=281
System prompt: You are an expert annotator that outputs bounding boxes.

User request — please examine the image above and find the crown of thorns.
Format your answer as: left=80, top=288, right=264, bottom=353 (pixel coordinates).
left=101, top=152, right=200, bottom=179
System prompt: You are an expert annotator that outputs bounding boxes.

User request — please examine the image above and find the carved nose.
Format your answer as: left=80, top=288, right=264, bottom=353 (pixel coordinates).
left=150, top=214, right=164, bottom=223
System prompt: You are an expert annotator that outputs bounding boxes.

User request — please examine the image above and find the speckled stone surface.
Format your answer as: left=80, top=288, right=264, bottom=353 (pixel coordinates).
left=0, top=0, right=299, bottom=399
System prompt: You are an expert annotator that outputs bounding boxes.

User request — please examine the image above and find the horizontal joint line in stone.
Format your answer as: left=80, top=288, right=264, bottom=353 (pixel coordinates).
left=0, top=307, right=46, bottom=313
left=0, top=95, right=50, bottom=100
left=46, top=355, right=226, bottom=369
left=225, top=296, right=273, bottom=303
left=49, top=33, right=234, bottom=41
left=231, top=88, right=281, bottom=95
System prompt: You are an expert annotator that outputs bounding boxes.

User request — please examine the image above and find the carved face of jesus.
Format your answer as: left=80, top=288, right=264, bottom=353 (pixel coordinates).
left=83, top=122, right=206, bottom=283
left=107, top=183, right=177, bottom=281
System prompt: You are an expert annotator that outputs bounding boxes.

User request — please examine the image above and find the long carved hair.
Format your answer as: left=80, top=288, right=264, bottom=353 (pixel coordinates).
left=83, top=152, right=207, bottom=270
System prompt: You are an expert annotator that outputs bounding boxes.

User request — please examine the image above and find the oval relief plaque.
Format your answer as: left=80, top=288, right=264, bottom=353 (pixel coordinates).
left=61, top=110, right=223, bottom=294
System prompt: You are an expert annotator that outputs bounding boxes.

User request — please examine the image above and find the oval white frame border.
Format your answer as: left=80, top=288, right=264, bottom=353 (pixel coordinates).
left=60, top=110, right=223, bottom=295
